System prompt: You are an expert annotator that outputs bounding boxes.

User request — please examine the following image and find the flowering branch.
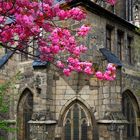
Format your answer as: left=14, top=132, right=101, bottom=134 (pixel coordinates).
left=0, top=0, right=117, bottom=80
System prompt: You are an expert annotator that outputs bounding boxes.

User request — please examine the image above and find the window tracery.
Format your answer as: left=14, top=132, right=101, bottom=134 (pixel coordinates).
left=63, top=103, right=91, bottom=140
left=122, top=92, right=139, bottom=139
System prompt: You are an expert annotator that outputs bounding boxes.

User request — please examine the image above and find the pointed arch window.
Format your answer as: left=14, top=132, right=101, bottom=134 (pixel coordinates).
left=17, top=89, right=33, bottom=140
left=122, top=92, right=137, bottom=139
left=63, top=103, right=90, bottom=140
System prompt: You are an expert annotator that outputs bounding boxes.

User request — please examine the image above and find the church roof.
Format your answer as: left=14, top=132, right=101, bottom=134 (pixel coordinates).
left=32, top=59, right=49, bottom=69
left=99, top=48, right=122, bottom=67
left=0, top=51, right=14, bottom=68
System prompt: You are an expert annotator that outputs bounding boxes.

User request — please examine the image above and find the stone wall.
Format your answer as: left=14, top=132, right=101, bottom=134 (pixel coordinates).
left=1, top=2, right=140, bottom=140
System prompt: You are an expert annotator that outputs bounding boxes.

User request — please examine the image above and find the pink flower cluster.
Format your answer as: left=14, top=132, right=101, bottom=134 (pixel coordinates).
left=41, top=27, right=88, bottom=57
left=57, top=7, right=86, bottom=20
left=0, top=1, right=87, bottom=43
left=56, top=57, right=93, bottom=76
left=106, top=0, right=116, bottom=5
left=0, top=0, right=117, bottom=80
left=77, top=25, right=91, bottom=37
left=95, top=63, right=116, bottom=81
left=0, top=16, right=5, bottom=24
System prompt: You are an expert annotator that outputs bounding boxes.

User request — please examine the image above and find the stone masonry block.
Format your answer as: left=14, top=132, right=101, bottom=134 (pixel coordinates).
left=103, top=99, right=110, bottom=105
left=103, top=86, right=110, bottom=94
left=111, top=86, right=116, bottom=92
left=116, top=86, right=121, bottom=93
left=103, top=93, right=109, bottom=98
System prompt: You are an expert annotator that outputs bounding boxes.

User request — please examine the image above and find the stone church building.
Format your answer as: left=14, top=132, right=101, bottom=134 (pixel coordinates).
left=0, top=0, right=140, bottom=140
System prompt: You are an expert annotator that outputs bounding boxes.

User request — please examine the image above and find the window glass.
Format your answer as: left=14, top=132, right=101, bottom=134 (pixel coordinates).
left=64, top=103, right=89, bottom=140
left=122, top=93, right=136, bottom=138
left=106, top=27, right=112, bottom=51
left=127, top=36, right=133, bottom=64
left=117, top=31, right=124, bottom=60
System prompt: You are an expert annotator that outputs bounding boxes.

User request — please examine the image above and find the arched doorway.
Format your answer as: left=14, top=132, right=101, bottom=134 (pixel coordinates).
left=17, top=89, right=33, bottom=140
left=62, top=102, right=94, bottom=140
left=122, top=90, right=140, bottom=140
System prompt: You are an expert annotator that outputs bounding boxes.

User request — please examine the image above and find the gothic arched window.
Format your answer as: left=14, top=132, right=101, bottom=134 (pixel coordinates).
left=17, top=89, right=33, bottom=140
left=122, top=92, right=137, bottom=139
left=63, top=103, right=91, bottom=140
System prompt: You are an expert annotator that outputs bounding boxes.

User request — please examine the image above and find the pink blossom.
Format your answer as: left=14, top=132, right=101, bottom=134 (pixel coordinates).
left=84, top=67, right=93, bottom=75
left=57, top=10, right=68, bottom=20
left=31, top=25, right=40, bottom=34
left=95, top=71, right=104, bottom=80
left=1, top=30, right=12, bottom=43
left=40, top=54, right=48, bottom=61
left=75, top=65, right=82, bottom=72
left=77, top=25, right=91, bottom=37
left=51, top=38, right=59, bottom=45
left=68, top=65, right=74, bottom=71
left=105, top=70, right=112, bottom=75
left=39, top=47, right=51, bottom=53
left=106, top=0, right=116, bottom=5
left=40, top=54, right=53, bottom=62
left=107, top=63, right=116, bottom=71
left=43, top=23, right=53, bottom=32
left=84, top=62, right=92, bottom=67
left=103, top=72, right=114, bottom=81
left=63, top=68, right=71, bottom=76
left=51, top=45, right=60, bottom=54
left=56, top=61, right=65, bottom=68
left=73, top=47, right=81, bottom=56
left=0, top=16, right=5, bottom=23
left=67, top=57, right=78, bottom=64
left=79, top=45, right=87, bottom=53
left=68, top=8, right=86, bottom=20
left=43, top=0, right=54, bottom=5
left=68, top=37, right=75, bottom=44
left=53, top=4, right=60, bottom=13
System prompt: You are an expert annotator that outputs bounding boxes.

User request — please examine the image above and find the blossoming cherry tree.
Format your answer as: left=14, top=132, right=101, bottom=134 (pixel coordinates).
left=0, top=0, right=116, bottom=80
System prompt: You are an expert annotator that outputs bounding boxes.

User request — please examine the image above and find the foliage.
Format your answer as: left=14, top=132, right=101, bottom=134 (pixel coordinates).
left=0, top=72, right=20, bottom=139
left=0, top=0, right=116, bottom=80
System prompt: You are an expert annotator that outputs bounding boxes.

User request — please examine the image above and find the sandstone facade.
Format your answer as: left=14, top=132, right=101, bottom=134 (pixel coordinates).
left=0, top=0, right=140, bottom=140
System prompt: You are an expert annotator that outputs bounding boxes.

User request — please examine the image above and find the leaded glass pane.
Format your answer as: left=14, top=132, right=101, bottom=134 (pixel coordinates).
left=106, top=26, right=113, bottom=51
left=65, top=120, right=71, bottom=140
left=122, top=93, right=136, bottom=138
left=81, top=120, right=88, bottom=140
left=81, top=109, right=86, bottom=119
left=73, top=104, right=79, bottom=140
